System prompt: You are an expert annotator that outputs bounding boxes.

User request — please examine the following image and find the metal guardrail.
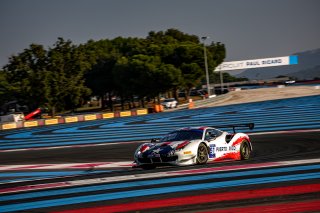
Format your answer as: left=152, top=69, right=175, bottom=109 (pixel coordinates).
left=166, top=93, right=232, bottom=111
left=194, top=93, right=232, bottom=108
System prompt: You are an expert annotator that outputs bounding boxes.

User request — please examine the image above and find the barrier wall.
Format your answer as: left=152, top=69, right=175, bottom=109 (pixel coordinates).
left=0, top=109, right=148, bottom=130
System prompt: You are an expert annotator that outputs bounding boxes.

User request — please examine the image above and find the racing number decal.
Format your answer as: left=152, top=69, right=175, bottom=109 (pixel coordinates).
left=209, top=144, right=216, bottom=158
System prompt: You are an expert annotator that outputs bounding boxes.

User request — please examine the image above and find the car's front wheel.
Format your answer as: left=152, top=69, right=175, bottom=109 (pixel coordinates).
left=196, top=143, right=208, bottom=164
left=240, top=141, right=251, bottom=160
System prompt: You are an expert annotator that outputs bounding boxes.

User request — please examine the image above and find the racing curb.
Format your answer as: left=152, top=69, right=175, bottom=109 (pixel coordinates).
left=0, top=109, right=148, bottom=131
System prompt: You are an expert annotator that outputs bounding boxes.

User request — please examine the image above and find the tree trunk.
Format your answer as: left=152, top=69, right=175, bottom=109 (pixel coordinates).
left=100, top=95, right=105, bottom=109
left=121, top=96, right=125, bottom=111
left=184, top=89, right=189, bottom=101
left=131, top=96, right=136, bottom=109
left=140, top=99, right=145, bottom=108
left=51, top=106, right=56, bottom=117
left=173, top=88, right=178, bottom=101
left=108, top=93, right=113, bottom=111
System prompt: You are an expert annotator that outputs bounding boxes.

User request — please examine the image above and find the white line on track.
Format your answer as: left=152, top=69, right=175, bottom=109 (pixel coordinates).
left=250, top=129, right=320, bottom=135
left=0, top=141, right=146, bottom=153
left=0, top=161, right=134, bottom=171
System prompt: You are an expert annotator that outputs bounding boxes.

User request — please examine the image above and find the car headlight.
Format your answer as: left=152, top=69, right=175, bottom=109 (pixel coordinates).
left=136, top=144, right=150, bottom=157
left=167, top=149, right=175, bottom=157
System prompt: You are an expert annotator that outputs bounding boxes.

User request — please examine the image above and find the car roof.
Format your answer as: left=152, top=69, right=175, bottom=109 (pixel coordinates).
left=178, top=126, right=209, bottom=131
left=175, top=126, right=225, bottom=131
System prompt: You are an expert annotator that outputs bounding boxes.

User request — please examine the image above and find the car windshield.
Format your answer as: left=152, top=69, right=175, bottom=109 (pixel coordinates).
left=160, top=130, right=203, bottom=142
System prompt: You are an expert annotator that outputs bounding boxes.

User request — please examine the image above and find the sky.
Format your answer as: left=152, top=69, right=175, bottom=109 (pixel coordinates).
left=0, top=0, right=319, bottom=67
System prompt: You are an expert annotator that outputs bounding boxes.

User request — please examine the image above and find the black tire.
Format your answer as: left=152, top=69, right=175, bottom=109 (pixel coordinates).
left=141, top=164, right=156, bottom=170
left=196, top=143, right=209, bottom=164
left=240, top=141, right=251, bottom=160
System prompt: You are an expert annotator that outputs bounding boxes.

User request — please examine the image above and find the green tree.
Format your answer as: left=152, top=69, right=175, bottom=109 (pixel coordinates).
left=1, top=28, right=227, bottom=114
left=128, top=55, right=181, bottom=104
left=206, top=42, right=226, bottom=84
left=147, top=29, right=227, bottom=98
left=0, top=71, right=13, bottom=107
left=3, top=44, right=48, bottom=110
left=112, top=54, right=182, bottom=108
left=45, top=38, right=91, bottom=115
left=83, top=39, right=119, bottom=110
left=180, top=63, right=203, bottom=98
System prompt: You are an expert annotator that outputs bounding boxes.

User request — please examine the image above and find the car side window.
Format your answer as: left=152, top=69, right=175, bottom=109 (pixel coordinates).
left=204, top=129, right=222, bottom=140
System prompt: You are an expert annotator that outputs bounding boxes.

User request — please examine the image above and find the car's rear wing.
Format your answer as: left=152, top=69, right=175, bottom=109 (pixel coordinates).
left=214, top=123, right=254, bottom=133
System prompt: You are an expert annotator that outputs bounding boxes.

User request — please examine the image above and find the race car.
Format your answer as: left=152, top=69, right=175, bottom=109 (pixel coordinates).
left=133, top=123, right=254, bottom=169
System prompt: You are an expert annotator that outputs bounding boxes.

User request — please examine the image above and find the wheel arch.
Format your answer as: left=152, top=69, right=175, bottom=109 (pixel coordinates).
left=240, top=139, right=251, bottom=160
left=201, top=141, right=211, bottom=153
left=196, top=142, right=209, bottom=164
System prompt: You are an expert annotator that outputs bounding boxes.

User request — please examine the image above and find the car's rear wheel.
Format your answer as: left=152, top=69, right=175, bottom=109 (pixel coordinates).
left=240, top=141, right=251, bottom=160
left=197, top=143, right=208, bottom=164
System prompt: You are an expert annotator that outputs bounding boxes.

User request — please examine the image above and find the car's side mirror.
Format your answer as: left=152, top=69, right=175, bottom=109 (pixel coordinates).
left=151, top=138, right=160, bottom=143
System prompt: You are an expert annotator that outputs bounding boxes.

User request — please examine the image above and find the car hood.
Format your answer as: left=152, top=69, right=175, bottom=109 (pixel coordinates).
left=141, top=140, right=200, bottom=155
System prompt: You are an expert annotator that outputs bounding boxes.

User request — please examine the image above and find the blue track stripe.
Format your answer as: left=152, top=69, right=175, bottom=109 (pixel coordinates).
left=2, top=112, right=319, bottom=141
left=0, top=95, right=319, bottom=150
left=1, top=172, right=320, bottom=212
left=1, top=164, right=320, bottom=202
left=7, top=109, right=320, bottom=138
left=2, top=124, right=320, bottom=150
left=1, top=116, right=319, bottom=144
left=2, top=121, right=320, bottom=150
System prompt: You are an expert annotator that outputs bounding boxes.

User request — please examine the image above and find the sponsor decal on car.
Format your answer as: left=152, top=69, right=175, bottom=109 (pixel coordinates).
left=216, top=147, right=228, bottom=152
left=216, top=146, right=236, bottom=152
left=229, top=146, right=236, bottom=151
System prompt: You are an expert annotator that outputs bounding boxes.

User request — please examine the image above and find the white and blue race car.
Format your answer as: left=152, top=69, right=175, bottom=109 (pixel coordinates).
left=134, top=123, right=254, bottom=169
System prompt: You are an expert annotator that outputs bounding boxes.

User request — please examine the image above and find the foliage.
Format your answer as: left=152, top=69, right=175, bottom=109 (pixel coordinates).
left=3, top=44, right=48, bottom=109
left=45, top=38, right=91, bottom=115
left=0, top=28, right=234, bottom=114
left=0, top=71, right=13, bottom=106
left=2, top=39, right=92, bottom=115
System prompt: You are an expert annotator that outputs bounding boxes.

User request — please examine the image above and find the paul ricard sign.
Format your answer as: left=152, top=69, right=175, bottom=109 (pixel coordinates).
left=215, top=55, right=298, bottom=71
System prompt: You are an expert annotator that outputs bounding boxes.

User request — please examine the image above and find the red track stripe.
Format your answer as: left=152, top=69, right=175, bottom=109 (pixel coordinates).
left=69, top=163, right=109, bottom=168
left=200, top=200, right=320, bottom=213
left=53, top=183, right=320, bottom=213
left=170, top=162, right=278, bottom=174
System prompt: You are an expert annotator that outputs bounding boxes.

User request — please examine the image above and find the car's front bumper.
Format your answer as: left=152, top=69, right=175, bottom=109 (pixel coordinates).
left=135, top=153, right=196, bottom=166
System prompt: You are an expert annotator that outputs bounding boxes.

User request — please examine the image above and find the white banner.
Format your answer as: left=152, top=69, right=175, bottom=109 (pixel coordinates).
left=215, top=55, right=298, bottom=71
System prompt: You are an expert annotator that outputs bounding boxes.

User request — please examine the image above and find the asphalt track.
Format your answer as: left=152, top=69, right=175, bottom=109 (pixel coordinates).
left=0, top=95, right=320, bottom=212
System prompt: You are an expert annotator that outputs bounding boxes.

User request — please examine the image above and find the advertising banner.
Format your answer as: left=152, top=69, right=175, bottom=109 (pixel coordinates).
left=215, top=55, right=298, bottom=71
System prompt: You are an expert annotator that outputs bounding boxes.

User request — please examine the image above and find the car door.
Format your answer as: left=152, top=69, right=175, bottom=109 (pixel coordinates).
left=204, top=128, right=223, bottom=160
